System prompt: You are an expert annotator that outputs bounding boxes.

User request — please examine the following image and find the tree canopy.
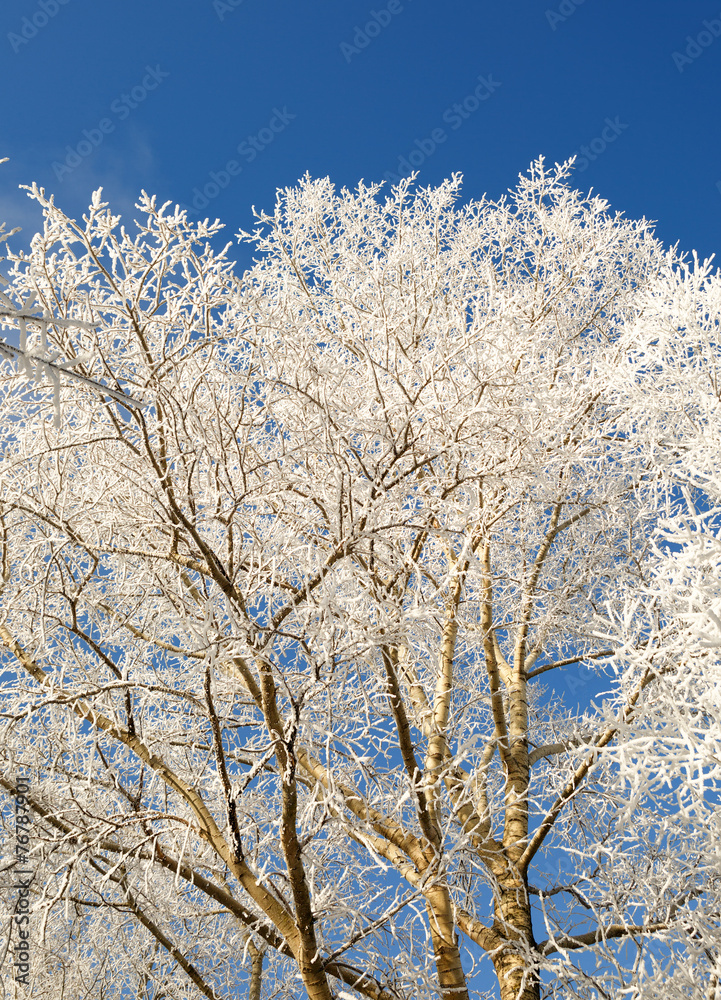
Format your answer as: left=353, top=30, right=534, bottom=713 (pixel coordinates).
left=1, top=159, right=720, bottom=1000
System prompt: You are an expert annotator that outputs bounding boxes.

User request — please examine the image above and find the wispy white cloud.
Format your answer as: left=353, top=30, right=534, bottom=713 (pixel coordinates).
left=2, top=124, right=164, bottom=255
left=0, top=186, right=45, bottom=251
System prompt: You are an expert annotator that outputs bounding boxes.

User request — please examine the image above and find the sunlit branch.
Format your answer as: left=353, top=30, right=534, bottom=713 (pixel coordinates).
left=536, top=919, right=672, bottom=957
left=526, top=649, right=614, bottom=680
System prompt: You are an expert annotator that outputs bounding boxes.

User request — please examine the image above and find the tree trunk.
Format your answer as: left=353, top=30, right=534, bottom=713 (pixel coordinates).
left=425, top=885, right=471, bottom=1000
left=491, top=878, right=540, bottom=1000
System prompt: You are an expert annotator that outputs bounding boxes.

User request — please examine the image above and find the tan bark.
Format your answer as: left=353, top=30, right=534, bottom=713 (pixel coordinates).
left=478, top=534, right=540, bottom=997
left=424, top=883, right=471, bottom=1000
left=247, top=942, right=264, bottom=1000
left=489, top=504, right=601, bottom=994
left=258, top=656, right=334, bottom=1000
left=491, top=875, right=540, bottom=1000
left=296, top=744, right=427, bottom=870
left=480, top=541, right=511, bottom=766
left=419, top=569, right=474, bottom=999
left=424, top=577, right=462, bottom=812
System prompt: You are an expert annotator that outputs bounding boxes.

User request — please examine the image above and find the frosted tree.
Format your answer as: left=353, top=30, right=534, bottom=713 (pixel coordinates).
left=0, top=160, right=720, bottom=1000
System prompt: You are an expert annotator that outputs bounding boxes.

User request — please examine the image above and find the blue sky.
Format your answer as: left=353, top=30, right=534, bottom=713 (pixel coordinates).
left=0, top=0, right=719, bottom=271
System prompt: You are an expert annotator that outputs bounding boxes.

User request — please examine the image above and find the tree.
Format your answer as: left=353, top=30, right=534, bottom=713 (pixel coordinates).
left=0, top=159, right=719, bottom=1000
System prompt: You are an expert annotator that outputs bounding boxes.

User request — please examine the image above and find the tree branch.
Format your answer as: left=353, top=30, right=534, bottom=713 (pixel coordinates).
left=536, top=918, right=672, bottom=957
left=527, top=650, right=614, bottom=680
left=0, top=622, right=302, bottom=954
left=519, top=665, right=658, bottom=871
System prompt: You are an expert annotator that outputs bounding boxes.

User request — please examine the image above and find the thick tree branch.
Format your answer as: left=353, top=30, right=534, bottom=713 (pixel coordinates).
left=424, top=574, right=462, bottom=842
left=257, top=655, right=333, bottom=1000
left=480, top=540, right=510, bottom=765
left=382, top=644, right=437, bottom=850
